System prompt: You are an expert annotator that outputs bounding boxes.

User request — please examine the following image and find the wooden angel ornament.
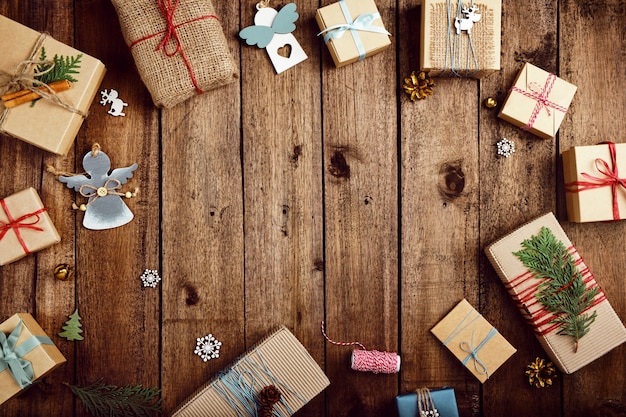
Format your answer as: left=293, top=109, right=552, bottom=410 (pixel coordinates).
left=50, top=144, right=138, bottom=230
left=239, top=2, right=307, bottom=74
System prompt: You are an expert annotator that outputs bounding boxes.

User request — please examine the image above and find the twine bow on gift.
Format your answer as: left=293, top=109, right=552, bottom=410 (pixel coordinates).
left=0, top=320, right=54, bottom=389
left=565, top=142, right=626, bottom=220
left=129, top=0, right=218, bottom=95
left=0, top=199, right=47, bottom=255
left=510, top=73, right=568, bottom=131
left=459, top=328, right=497, bottom=378
left=318, top=0, right=390, bottom=61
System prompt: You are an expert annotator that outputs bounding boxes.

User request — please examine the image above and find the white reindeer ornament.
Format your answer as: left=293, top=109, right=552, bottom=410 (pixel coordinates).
left=100, top=89, right=128, bottom=117
left=454, top=5, right=481, bottom=34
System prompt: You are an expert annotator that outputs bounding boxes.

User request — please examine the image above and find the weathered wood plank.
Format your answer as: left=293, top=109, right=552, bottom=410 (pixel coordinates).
left=320, top=0, right=399, bottom=415
left=480, top=0, right=562, bottom=416
left=160, top=0, right=245, bottom=414
left=240, top=1, right=325, bottom=416
left=72, top=2, right=161, bottom=417
left=398, top=0, right=482, bottom=413
left=559, top=1, right=626, bottom=414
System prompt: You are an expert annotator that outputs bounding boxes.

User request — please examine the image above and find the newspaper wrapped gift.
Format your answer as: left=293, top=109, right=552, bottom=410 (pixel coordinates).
left=316, top=0, right=391, bottom=68
left=419, top=0, right=501, bottom=78
left=0, top=188, right=61, bottom=266
left=396, top=387, right=459, bottom=417
left=498, top=62, right=577, bottom=139
left=485, top=212, right=626, bottom=373
left=0, top=14, right=105, bottom=155
left=172, top=327, right=329, bottom=417
left=431, top=299, right=516, bottom=383
left=111, top=0, right=238, bottom=108
left=563, top=142, right=626, bottom=223
left=0, top=313, right=67, bottom=405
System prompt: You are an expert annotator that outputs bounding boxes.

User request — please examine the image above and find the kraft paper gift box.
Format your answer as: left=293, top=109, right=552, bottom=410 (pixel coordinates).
left=111, top=0, right=238, bottom=108
left=485, top=212, right=626, bottom=373
left=396, top=387, right=459, bottom=417
left=562, top=142, right=626, bottom=223
left=0, top=188, right=61, bottom=266
left=498, top=63, right=577, bottom=140
left=172, top=326, right=329, bottom=417
left=0, top=14, right=105, bottom=155
left=0, top=313, right=67, bottom=405
left=431, top=299, right=516, bottom=383
left=316, top=0, right=391, bottom=68
left=419, top=0, right=501, bottom=78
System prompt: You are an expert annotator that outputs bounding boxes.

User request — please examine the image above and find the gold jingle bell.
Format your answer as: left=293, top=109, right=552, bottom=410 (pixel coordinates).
left=54, top=263, right=74, bottom=281
left=484, top=97, right=498, bottom=108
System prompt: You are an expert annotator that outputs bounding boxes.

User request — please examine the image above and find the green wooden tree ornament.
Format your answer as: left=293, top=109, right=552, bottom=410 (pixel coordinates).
left=59, top=309, right=84, bottom=341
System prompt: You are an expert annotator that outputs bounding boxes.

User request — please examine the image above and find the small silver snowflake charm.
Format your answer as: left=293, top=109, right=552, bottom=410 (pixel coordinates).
left=194, top=334, right=222, bottom=362
left=140, top=269, right=161, bottom=288
left=420, top=409, right=440, bottom=417
left=497, top=138, right=515, bottom=158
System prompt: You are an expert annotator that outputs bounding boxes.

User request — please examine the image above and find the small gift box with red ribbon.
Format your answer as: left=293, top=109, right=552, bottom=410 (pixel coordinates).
left=0, top=188, right=61, bottom=266
left=0, top=313, right=67, bottom=405
left=485, top=213, right=626, bottom=373
left=111, top=0, right=238, bottom=108
left=563, top=142, right=626, bottom=222
left=431, top=299, right=516, bottom=383
left=0, top=14, right=105, bottom=155
left=499, top=62, right=577, bottom=139
left=316, top=0, right=391, bottom=68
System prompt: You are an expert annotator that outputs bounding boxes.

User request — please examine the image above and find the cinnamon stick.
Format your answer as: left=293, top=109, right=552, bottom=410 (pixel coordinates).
left=2, top=80, right=71, bottom=108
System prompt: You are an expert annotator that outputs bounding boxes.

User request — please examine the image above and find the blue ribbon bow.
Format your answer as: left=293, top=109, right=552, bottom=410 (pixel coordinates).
left=0, top=319, right=54, bottom=389
left=318, top=0, right=390, bottom=61
left=460, top=328, right=498, bottom=378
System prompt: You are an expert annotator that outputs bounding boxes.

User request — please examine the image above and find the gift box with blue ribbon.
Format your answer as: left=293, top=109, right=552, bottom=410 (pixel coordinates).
left=396, top=387, right=459, bottom=417
left=0, top=313, right=66, bottom=405
left=316, top=0, right=391, bottom=68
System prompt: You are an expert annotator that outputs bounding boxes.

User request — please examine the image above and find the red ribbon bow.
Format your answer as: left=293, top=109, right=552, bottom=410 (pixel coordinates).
left=0, top=199, right=47, bottom=255
left=511, top=72, right=569, bottom=131
left=129, top=0, right=218, bottom=95
left=565, top=142, right=626, bottom=220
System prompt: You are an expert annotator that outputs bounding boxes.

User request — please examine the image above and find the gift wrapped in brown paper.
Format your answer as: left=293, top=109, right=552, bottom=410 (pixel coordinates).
left=431, top=299, right=516, bottom=383
left=111, top=0, right=238, bottom=108
left=485, top=213, right=626, bottom=374
left=419, top=0, right=501, bottom=78
left=498, top=63, right=577, bottom=139
left=0, top=313, right=67, bottom=405
left=316, top=0, right=391, bottom=68
left=0, top=14, right=105, bottom=155
left=563, top=142, right=626, bottom=223
left=0, top=188, right=61, bottom=266
left=172, top=326, right=329, bottom=417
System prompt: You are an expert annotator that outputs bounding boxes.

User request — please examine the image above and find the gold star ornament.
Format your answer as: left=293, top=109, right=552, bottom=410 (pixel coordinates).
left=525, top=357, right=557, bottom=388
left=403, top=71, right=434, bottom=101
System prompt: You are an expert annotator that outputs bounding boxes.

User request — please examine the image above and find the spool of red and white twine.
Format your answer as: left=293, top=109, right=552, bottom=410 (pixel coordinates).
left=321, top=321, right=400, bottom=374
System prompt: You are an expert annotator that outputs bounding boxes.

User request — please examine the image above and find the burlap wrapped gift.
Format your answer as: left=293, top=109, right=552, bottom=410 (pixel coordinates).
left=111, top=0, right=238, bottom=108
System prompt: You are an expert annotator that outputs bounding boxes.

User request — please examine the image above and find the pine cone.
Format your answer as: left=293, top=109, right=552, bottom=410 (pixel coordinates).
left=257, top=385, right=282, bottom=417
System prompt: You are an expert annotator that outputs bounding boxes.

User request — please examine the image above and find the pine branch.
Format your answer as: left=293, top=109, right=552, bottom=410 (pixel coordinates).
left=64, top=379, right=162, bottom=417
left=513, top=226, right=599, bottom=352
left=35, top=47, right=82, bottom=85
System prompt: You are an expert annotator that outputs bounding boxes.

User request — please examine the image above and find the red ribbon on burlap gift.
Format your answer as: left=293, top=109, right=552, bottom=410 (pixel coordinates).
left=511, top=72, right=569, bottom=131
left=129, top=0, right=218, bottom=94
left=0, top=199, right=47, bottom=255
left=565, top=142, right=626, bottom=220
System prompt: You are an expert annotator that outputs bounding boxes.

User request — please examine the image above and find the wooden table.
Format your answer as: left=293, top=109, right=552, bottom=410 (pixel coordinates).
left=1, top=1, right=625, bottom=416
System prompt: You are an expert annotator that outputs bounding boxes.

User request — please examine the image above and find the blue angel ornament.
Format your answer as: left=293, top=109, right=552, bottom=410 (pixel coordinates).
left=239, top=2, right=307, bottom=74
left=57, top=145, right=138, bottom=230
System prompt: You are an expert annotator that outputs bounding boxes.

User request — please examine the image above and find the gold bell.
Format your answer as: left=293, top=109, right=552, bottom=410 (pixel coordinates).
left=54, top=263, right=74, bottom=281
left=484, top=97, right=498, bottom=108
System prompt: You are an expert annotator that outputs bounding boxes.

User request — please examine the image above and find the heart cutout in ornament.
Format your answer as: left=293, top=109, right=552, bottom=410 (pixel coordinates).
left=277, top=44, right=292, bottom=58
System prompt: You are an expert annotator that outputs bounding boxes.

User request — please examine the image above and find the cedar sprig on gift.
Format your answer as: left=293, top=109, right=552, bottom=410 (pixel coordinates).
left=513, top=227, right=599, bottom=352
left=64, top=379, right=161, bottom=417
left=35, top=47, right=82, bottom=85
left=257, top=385, right=282, bottom=417
left=403, top=71, right=434, bottom=101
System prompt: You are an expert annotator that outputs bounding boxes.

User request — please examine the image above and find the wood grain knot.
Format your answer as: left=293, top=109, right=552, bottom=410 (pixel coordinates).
left=329, top=151, right=350, bottom=178
left=439, top=161, right=465, bottom=200
left=291, top=145, right=302, bottom=165
left=183, top=283, right=200, bottom=305
left=314, top=259, right=324, bottom=271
